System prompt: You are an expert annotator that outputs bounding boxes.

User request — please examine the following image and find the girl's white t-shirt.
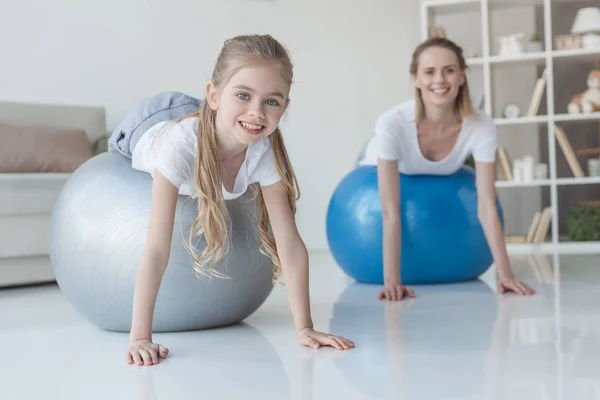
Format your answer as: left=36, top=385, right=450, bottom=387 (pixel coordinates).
left=359, top=99, right=498, bottom=174
left=131, top=117, right=281, bottom=199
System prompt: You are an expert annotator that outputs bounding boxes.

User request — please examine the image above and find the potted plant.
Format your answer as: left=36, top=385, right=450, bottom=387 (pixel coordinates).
left=527, top=32, right=543, bottom=52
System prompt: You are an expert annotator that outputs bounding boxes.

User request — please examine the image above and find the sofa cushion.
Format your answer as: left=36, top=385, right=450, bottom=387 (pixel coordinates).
left=0, top=124, right=93, bottom=173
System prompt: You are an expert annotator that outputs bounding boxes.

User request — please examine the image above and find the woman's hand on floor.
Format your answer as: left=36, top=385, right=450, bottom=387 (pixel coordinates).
left=126, top=339, right=169, bottom=366
left=497, top=277, right=536, bottom=296
left=297, top=328, right=355, bottom=350
left=378, top=282, right=415, bottom=301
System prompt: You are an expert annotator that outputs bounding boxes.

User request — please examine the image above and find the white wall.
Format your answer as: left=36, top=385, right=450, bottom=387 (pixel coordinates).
left=0, top=0, right=421, bottom=251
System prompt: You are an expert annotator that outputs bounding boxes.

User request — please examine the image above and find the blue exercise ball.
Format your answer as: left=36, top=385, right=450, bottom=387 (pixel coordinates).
left=326, top=166, right=503, bottom=285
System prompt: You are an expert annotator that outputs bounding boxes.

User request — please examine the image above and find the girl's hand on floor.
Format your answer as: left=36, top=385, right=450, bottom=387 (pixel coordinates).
left=126, top=339, right=169, bottom=366
left=297, top=328, right=355, bottom=350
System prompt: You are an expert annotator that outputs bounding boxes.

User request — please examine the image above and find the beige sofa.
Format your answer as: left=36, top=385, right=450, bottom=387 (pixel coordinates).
left=0, top=101, right=106, bottom=287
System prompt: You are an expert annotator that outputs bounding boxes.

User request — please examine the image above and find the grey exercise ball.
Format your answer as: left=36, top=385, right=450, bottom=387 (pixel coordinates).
left=49, top=151, right=275, bottom=332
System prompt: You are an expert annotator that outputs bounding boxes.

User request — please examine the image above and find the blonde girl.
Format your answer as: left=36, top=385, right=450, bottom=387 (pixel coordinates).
left=122, top=34, right=354, bottom=366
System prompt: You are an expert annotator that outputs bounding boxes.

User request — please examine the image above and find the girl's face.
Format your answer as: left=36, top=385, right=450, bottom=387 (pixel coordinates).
left=207, top=63, right=289, bottom=146
left=412, top=46, right=465, bottom=109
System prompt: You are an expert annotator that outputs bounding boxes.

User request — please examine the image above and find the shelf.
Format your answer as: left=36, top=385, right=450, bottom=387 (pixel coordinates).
left=489, top=0, right=544, bottom=9
left=489, top=51, right=547, bottom=64
left=494, top=114, right=600, bottom=126
left=553, top=113, right=600, bottom=123
left=556, top=177, right=600, bottom=186
left=552, top=47, right=600, bottom=62
left=496, top=177, right=600, bottom=187
left=496, top=179, right=550, bottom=188
left=507, top=241, right=600, bottom=255
left=421, top=0, right=600, bottom=255
left=467, top=48, right=600, bottom=65
left=494, top=116, right=548, bottom=126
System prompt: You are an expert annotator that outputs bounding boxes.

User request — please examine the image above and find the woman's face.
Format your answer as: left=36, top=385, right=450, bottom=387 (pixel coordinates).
left=412, top=46, right=465, bottom=109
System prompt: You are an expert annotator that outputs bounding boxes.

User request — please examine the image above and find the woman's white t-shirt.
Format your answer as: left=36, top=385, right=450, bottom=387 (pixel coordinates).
left=359, top=99, right=497, bottom=174
left=131, top=117, right=282, bottom=199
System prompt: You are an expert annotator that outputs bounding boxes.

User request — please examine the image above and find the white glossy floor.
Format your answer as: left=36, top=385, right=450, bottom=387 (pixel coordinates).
left=2, top=251, right=600, bottom=400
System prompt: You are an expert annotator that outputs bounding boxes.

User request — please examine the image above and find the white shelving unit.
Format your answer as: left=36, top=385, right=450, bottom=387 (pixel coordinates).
left=420, top=0, right=600, bottom=254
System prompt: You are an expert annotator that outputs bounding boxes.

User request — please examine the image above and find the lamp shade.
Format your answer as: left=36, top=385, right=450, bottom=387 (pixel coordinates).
left=571, top=7, right=600, bottom=34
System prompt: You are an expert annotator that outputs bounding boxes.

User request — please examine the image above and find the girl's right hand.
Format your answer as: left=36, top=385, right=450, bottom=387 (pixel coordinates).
left=126, top=339, right=169, bottom=366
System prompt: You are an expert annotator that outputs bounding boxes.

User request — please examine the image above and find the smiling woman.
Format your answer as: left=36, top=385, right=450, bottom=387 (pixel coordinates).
left=356, top=37, right=536, bottom=302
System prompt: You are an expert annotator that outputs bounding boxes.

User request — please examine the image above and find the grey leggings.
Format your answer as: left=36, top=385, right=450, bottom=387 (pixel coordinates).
left=108, top=91, right=201, bottom=159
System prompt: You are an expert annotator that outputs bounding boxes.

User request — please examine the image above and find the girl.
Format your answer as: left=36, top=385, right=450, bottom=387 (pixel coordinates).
left=359, top=37, right=536, bottom=301
left=122, top=34, right=354, bottom=366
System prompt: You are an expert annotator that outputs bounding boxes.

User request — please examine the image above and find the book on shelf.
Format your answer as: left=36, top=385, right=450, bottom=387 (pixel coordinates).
left=526, top=68, right=547, bottom=117
left=497, top=147, right=513, bottom=180
left=505, top=235, right=527, bottom=243
left=505, top=207, right=552, bottom=245
left=532, top=207, right=553, bottom=244
left=526, top=211, right=542, bottom=243
left=554, top=125, right=585, bottom=178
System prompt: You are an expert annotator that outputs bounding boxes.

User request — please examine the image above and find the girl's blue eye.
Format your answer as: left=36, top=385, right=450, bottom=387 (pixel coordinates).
left=237, top=93, right=249, bottom=100
left=266, top=99, right=280, bottom=106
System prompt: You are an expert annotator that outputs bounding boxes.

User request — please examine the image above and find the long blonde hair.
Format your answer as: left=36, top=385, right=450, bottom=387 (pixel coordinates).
left=410, top=37, right=476, bottom=124
left=181, top=34, right=299, bottom=282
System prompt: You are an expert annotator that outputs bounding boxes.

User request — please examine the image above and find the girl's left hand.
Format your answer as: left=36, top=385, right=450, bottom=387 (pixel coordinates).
left=498, top=277, right=536, bottom=296
left=297, top=328, right=355, bottom=350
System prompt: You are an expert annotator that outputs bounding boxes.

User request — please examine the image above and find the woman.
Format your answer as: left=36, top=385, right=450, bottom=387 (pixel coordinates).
left=359, top=37, right=535, bottom=301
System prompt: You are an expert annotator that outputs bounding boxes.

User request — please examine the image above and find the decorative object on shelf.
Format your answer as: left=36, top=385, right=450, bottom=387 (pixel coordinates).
left=497, top=33, right=524, bottom=57
left=522, top=155, right=535, bottom=181
left=566, top=201, right=600, bottom=241
left=587, top=158, right=600, bottom=176
left=527, top=68, right=547, bottom=116
left=554, top=34, right=581, bottom=50
left=535, top=163, right=548, bottom=180
left=567, top=69, right=600, bottom=114
left=502, top=103, right=521, bottom=119
left=510, top=155, right=542, bottom=182
left=554, top=125, right=585, bottom=177
left=513, top=158, right=524, bottom=182
left=571, top=7, right=600, bottom=49
left=527, top=32, right=543, bottom=53
left=429, top=26, right=447, bottom=39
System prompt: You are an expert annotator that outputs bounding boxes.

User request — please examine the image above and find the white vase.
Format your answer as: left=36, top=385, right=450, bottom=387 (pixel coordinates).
left=588, top=159, right=600, bottom=177
left=523, top=156, right=535, bottom=181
